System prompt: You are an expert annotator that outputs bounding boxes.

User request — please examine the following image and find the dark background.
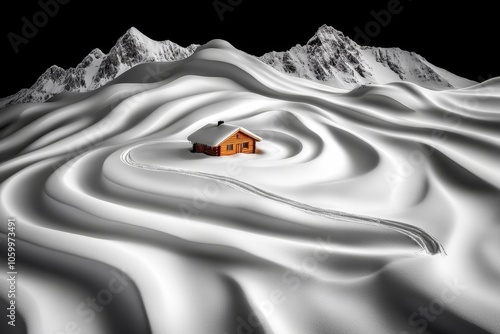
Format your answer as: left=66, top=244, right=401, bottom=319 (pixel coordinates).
left=1, top=0, right=498, bottom=97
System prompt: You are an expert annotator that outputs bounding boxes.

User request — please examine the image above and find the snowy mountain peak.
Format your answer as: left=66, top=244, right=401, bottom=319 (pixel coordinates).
left=90, top=28, right=198, bottom=87
left=259, top=24, right=476, bottom=90
left=125, top=26, right=147, bottom=39
left=0, top=25, right=477, bottom=108
left=0, top=29, right=198, bottom=107
left=309, top=24, right=349, bottom=44
left=115, top=26, right=154, bottom=54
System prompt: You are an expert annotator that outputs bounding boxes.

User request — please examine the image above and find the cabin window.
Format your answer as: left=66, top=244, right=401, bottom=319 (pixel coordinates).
left=243, top=142, right=249, bottom=149
left=227, top=144, right=233, bottom=151
left=236, top=134, right=239, bottom=139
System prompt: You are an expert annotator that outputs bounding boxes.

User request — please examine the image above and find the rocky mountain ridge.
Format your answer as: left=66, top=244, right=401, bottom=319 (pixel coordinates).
left=0, top=25, right=476, bottom=108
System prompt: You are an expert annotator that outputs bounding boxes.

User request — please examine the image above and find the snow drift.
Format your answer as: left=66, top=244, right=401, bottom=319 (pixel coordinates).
left=1, top=38, right=500, bottom=334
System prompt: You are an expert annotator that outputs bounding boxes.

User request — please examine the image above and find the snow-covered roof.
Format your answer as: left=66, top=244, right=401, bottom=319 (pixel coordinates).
left=188, top=122, right=262, bottom=146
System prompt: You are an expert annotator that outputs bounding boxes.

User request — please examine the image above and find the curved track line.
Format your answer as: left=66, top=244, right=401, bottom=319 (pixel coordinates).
left=120, top=140, right=446, bottom=255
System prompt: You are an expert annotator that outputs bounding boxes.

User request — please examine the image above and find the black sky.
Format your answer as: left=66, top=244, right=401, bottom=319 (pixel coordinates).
left=1, top=0, right=498, bottom=97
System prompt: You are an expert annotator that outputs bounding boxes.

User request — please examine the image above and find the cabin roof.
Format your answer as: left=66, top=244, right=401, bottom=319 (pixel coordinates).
left=188, top=123, right=262, bottom=146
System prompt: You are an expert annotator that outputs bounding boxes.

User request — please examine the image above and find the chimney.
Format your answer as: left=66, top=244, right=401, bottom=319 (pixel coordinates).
left=217, top=120, right=224, bottom=126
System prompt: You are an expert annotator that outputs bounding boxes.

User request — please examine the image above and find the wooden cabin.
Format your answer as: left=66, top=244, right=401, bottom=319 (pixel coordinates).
left=188, top=121, right=262, bottom=156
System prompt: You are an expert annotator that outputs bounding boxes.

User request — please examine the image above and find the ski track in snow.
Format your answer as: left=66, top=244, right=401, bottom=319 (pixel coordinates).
left=120, top=140, right=446, bottom=256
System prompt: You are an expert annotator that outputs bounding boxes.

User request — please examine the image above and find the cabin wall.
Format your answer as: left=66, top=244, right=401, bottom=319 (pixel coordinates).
left=193, top=143, right=204, bottom=153
left=219, top=131, right=256, bottom=156
left=193, top=143, right=220, bottom=156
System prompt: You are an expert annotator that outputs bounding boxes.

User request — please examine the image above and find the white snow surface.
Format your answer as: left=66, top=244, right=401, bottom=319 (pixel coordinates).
left=1, top=39, right=500, bottom=334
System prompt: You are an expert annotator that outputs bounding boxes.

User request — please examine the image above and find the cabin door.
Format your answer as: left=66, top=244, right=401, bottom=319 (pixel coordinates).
left=236, top=144, right=242, bottom=153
